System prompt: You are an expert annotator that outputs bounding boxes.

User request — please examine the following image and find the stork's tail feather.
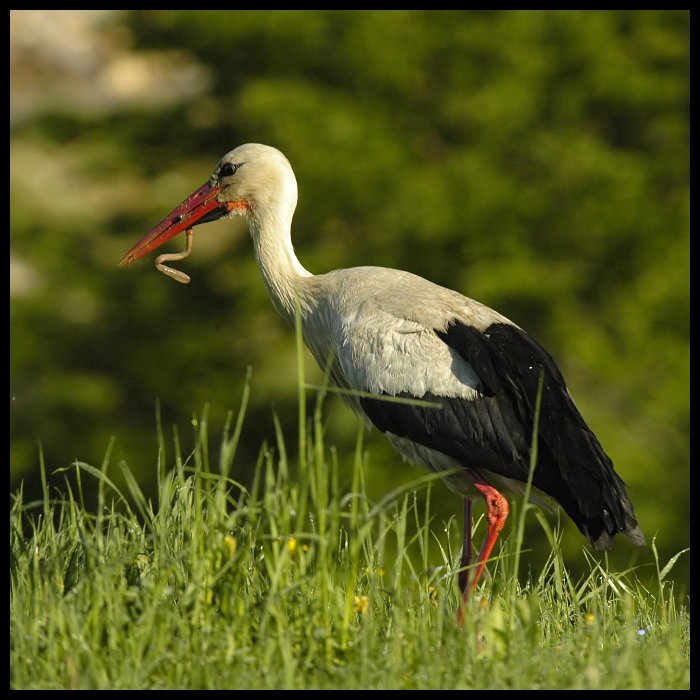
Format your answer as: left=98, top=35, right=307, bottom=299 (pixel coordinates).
left=584, top=495, right=646, bottom=551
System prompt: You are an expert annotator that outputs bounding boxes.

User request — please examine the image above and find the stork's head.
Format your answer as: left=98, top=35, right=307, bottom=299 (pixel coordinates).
left=119, top=143, right=297, bottom=268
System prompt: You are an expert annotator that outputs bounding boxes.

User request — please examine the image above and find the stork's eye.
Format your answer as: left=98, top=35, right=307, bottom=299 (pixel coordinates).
left=219, top=162, right=242, bottom=179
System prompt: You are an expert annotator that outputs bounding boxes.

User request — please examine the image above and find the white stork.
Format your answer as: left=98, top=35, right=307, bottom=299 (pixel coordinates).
left=119, top=143, right=645, bottom=622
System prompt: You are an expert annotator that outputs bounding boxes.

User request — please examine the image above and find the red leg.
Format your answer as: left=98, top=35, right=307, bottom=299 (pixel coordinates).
left=457, top=471, right=509, bottom=626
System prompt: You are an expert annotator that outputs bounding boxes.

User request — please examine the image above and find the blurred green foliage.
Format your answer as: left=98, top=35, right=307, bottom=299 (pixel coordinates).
left=10, top=11, right=689, bottom=591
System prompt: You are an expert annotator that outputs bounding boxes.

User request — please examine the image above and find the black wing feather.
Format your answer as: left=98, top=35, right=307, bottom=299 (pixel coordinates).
left=360, top=320, right=645, bottom=550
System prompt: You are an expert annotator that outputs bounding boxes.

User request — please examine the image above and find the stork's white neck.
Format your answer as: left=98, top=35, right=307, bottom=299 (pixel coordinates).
left=248, top=207, right=313, bottom=326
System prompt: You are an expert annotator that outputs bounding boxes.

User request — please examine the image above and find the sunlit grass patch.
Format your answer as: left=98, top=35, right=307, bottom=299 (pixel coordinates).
left=10, top=371, right=689, bottom=689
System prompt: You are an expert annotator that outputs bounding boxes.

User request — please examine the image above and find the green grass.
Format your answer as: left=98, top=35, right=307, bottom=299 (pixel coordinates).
left=10, top=372, right=689, bottom=689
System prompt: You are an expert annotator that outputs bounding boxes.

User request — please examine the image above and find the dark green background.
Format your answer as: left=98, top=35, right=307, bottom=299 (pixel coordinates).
left=10, top=11, right=689, bottom=592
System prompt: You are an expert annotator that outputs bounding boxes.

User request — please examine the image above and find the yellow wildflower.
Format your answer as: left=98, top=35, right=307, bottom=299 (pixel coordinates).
left=353, top=595, right=369, bottom=614
left=224, top=535, right=237, bottom=557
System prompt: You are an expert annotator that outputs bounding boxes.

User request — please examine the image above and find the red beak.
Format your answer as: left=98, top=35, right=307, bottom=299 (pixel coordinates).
left=119, top=180, right=229, bottom=267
